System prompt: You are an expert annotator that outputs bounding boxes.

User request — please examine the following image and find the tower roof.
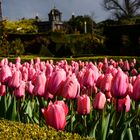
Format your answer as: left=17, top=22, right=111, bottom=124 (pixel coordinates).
left=49, top=8, right=61, bottom=16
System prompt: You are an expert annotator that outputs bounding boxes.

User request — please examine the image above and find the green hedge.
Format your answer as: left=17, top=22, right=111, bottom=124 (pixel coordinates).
left=0, top=119, right=93, bottom=140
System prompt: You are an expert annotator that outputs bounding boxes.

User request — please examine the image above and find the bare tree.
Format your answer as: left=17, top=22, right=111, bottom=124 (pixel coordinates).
left=103, top=0, right=140, bottom=19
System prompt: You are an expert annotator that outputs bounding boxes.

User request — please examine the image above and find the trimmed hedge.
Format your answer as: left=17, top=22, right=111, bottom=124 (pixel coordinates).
left=0, top=119, right=93, bottom=140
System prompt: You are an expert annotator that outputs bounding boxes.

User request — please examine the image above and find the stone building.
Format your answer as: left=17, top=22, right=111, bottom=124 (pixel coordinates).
left=36, top=7, right=64, bottom=32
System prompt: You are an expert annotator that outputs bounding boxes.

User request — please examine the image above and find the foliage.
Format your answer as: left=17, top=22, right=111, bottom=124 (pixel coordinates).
left=67, top=15, right=96, bottom=34
left=10, top=39, right=24, bottom=56
left=3, top=18, right=38, bottom=33
left=0, top=33, right=10, bottom=56
left=0, top=119, right=89, bottom=140
left=47, top=33, right=105, bottom=57
left=24, top=36, right=50, bottom=54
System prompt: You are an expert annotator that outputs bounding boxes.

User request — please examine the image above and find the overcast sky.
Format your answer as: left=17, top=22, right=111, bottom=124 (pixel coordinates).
left=2, top=0, right=111, bottom=22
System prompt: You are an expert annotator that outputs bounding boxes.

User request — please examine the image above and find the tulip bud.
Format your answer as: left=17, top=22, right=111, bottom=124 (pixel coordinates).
left=14, top=81, right=25, bottom=99
left=47, top=68, right=66, bottom=96
left=77, top=94, right=90, bottom=115
left=117, top=95, right=131, bottom=112
left=33, top=72, right=47, bottom=97
left=61, top=74, right=80, bottom=99
left=93, top=92, right=106, bottom=110
left=42, top=100, right=68, bottom=130
left=111, top=68, right=129, bottom=99
left=131, top=75, right=140, bottom=101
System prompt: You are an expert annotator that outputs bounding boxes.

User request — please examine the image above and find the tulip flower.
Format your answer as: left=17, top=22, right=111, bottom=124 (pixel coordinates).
left=77, top=94, right=90, bottom=115
left=61, top=74, right=80, bottom=99
left=28, top=66, right=36, bottom=81
left=0, top=83, right=6, bottom=96
left=123, top=60, right=130, bottom=71
left=93, top=92, right=106, bottom=110
left=21, top=66, right=28, bottom=82
left=111, top=68, right=129, bottom=99
left=8, top=70, right=22, bottom=89
left=14, top=81, right=25, bottom=99
left=33, top=72, right=47, bottom=97
left=0, top=65, right=12, bottom=84
left=100, top=73, right=113, bottom=93
left=42, top=100, right=68, bottom=130
left=26, top=81, right=34, bottom=95
left=45, top=63, right=53, bottom=77
left=47, top=68, right=66, bottom=96
left=15, top=57, right=21, bottom=69
left=131, top=75, right=140, bottom=101
left=131, top=68, right=138, bottom=76
left=126, top=83, right=133, bottom=96
left=54, top=100, right=68, bottom=116
left=88, top=62, right=99, bottom=83
left=83, top=68, right=96, bottom=88
left=96, top=74, right=104, bottom=88
left=117, top=95, right=131, bottom=112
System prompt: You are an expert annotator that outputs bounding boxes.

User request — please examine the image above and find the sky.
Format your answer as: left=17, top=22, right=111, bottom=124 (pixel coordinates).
left=2, top=0, right=111, bottom=23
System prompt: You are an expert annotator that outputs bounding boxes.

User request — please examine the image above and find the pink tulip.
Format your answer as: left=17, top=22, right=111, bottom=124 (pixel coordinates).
left=123, top=60, right=130, bottom=71
left=96, top=74, right=104, bottom=88
left=45, top=63, right=53, bottom=77
left=8, top=70, right=22, bottom=89
left=47, top=68, right=66, bottom=96
left=42, top=100, right=68, bottom=130
left=83, top=68, right=96, bottom=87
left=111, top=68, right=129, bottom=98
left=129, top=76, right=136, bottom=85
left=117, top=95, right=131, bottom=112
left=127, top=83, right=133, bottom=96
left=33, top=72, right=47, bottom=97
left=93, top=92, right=106, bottom=110
left=0, top=83, right=6, bottom=96
left=61, top=74, right=80, bottom=99
left=77, top=94, right=90, bottom=115
left=131, top=75, right=140, bottom=101
left=118, top=59, right=124, bottom=68
left=15, top=57, right=21, bottom=69
left=54, top=100, right=68, bottom=116
left=0, top=65, right=12, bottom=84
left=21, top=66, right=28, bottom=82
left=28, top=66, right=36, bottom=81
left=26, top=81, right=34, bottom=95
left=88, top=62, right=99, bottom=82
left=100, top=73, right=113, bottom=93
left=14, top=81, right=25, bottom=99
left=131, top=68, right=138, bottom=76
left=77, top=69, right=85, bottom=87
left=0, top=58, right=8, bottom=66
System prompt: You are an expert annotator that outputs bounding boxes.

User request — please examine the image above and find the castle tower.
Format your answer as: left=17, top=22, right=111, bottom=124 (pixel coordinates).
left=48, top=7, right=63, bottom=31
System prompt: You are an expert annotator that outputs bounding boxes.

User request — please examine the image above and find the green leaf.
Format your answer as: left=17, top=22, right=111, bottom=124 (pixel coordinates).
left=127, top=128, right=133, bottom=140
left=6, top=95, right=17, bottom=121
left=89, top=119, right=99, bottom=138
left=101, top=112, right=111, bottom=140
left=0, top=95, right=7, bottom=118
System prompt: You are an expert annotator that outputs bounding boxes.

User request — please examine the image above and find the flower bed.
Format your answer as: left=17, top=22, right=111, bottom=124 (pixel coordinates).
left=0, top=56, right=139, bottom=139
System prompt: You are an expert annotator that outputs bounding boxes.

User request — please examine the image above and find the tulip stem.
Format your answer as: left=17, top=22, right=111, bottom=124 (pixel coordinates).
left=112, top=98, right=119, bottom=140
left=83, top=115, right=87, bottom=136
left=38, top=96, right=43, bottom=126
left=70, top=100, right=74, bottom=132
